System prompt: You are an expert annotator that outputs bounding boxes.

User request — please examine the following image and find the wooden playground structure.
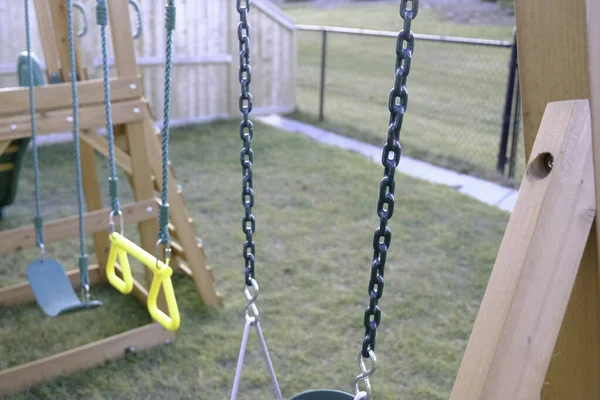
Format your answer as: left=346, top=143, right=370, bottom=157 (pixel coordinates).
left=0, top=0, right=220, bottom=396
left=0, top=0, right=599, bottom=398
left=450, top=0, right=600, bottom=399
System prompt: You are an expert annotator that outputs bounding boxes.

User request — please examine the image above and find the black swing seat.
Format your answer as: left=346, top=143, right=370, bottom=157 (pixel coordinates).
left=291, top=390, right=355, bottom=399
left=27, top=258, right=102, bottom=317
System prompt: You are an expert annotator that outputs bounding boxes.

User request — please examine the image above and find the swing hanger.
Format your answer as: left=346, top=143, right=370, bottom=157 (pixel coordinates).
left=229, top=0, right=420, bottom=398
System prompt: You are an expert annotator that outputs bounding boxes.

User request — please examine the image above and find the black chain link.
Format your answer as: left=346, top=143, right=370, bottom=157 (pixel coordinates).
left=361, top=0, right=419, bottom=358
left=237, top=0, right=256, bottom=287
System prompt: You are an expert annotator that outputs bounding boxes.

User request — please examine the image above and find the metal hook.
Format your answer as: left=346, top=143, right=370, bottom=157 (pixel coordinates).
left=354, top=349, right=377, bottom=399
left=72, top=1, right=89, bottom=38
left=156, top=240, right=172, bottom=269
left=128, top=0, right=143, bottom=39
left=109, top=209, right=124, bottom=236
left=39, top=242, right=46, bottom=261
left=243, top=278, right=260, bottom=322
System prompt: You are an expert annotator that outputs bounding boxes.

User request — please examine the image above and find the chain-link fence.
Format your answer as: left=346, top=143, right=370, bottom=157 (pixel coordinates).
left=295, top=25, right=524, bottom=183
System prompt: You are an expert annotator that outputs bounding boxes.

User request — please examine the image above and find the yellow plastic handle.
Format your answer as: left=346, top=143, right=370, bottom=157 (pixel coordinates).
left=148, top=265, right=180, bottom=331
left=106, top=232, right=180, bottom=331
left=106, top=233, right=134, bottom=294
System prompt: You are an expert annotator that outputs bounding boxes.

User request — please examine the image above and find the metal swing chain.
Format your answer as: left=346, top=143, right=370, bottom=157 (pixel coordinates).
left=230, top=2, right=281, bottom=400
left=238, top=0, right=256, bottom=290
left=356, top=1, right=419, bottom=398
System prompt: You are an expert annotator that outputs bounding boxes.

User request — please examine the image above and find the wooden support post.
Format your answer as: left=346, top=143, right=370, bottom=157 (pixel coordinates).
left=513, top=0, right=600, bottom=398
left=449, top=100, right=595, bottom=399
left=0, top=199, right=157, bottom=255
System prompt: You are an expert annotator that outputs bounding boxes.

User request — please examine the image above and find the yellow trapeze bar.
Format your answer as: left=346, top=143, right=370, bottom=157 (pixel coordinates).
left=107, top=232, right=181, bottom=331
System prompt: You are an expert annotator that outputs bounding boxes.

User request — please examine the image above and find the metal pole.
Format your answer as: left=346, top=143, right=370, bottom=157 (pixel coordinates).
left=318, top=30, right=328, bottom=121
left=496, top=29, right=518, bottom=174
left=508, top=76, right=521, bottom=179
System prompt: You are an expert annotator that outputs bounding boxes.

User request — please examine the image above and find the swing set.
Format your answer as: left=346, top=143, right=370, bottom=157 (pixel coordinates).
left=0, top=0, right=220, bottom=395
left=1, top=0, right=600, bottom=398
left=226, top=0, right=600, bottom=399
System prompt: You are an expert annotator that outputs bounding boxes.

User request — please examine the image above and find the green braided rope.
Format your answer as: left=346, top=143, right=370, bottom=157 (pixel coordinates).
left=24, top=0, right=44, bottom=250
left=67, top=0, right=89, bottom=292
left=96, top=0, right=120, bottom=217
left=158, top=0, right=176, bottom=246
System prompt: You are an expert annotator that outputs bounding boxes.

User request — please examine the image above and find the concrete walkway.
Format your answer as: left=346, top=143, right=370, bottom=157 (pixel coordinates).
left=257, top=115, right=519, bottom=213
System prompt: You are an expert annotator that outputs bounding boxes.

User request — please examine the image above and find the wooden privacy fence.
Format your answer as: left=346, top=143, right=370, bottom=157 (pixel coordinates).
left=0, top=0, right=296, bottom=125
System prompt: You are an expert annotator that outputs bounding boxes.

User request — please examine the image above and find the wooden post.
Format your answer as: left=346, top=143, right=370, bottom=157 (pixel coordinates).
left=449, top=100, right=595, bottom=399
left=514, top=0, right=600, bottom=398
left=450, top=1, right=600, bottom=399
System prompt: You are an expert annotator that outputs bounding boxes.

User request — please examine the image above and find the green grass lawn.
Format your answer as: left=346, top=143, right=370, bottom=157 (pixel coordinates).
left=0, top=120, right=509, bottom=399
left=286, top=2, right=524, bottom=185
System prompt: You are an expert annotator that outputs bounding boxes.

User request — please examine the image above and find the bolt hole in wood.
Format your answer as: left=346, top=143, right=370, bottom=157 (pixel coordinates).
left=527, top=152, right=554, bottom=179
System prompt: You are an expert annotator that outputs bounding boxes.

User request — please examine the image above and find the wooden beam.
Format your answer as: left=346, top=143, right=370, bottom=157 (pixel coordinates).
left=0, top=265, right=102, bottom=308
left=0, top=77, right=144, bottom=118
left=0, top=141, right=10, bottom=155
left=515, top=1, right=600, bottom=398
left=124, top=121, right=166, bottom=310
left=0, top=199, right=157, bottom=255
left=80, top=130, right=133, bottom=175
left=107, top=0, right=139, bottom=77
left=0, top=100, right=147, bottom=141
left=449, top=100, right=595, bottom=399
left=0, top=323, right=175, bottom=397
left=0, top=164, right=13, bottom=172
left=32, top=0, right=60, bottom=80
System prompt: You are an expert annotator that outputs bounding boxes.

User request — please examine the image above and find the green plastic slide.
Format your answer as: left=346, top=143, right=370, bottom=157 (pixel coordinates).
left=0, top=52, right=45, bottom=219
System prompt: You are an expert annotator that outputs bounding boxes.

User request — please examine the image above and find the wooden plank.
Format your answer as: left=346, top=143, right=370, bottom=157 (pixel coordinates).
left=0, top=163, right=13, bottom=172
left=0, top=323, right=175, bottom=397
left=228, top=2, right=240, bottom=116
left=449, top=100, right=595, bottom=399
left=514, top=1, right=600, bottom=398
left=124, top=121, right=163, bottom=306
left=80, top=130, right=133, bottom=175
left=144, top=114, right=221, bottom=306
left=0, top=141, right=9, bottom=155
left=253, top=0, right=295, bottom=32
left=0, top=77, right=144, bottom=117
left=46, top=2, right=73, bottom=82
left=107, top=0, right=138, bottom=78
left=0, top=199, right=157, bottom=255
left=0, top=265, right=102, bottom=308
left=32, top=0, right=59, bottom=79
left=79, top=139, right=111, bottom=279
left=0, top=100, right=147, bottom=141
left=586, top=0, right=600, bottom=262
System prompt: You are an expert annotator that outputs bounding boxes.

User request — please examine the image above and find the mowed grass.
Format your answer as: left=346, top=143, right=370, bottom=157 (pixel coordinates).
left=286, top=2, right=524, bottom=184
left=0, top=120, right=509, bottom=399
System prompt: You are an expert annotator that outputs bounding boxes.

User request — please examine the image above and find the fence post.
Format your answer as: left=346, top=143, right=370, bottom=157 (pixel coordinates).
left=496, top=29, right=518, bottom=174
left=318, top=30, right=328, bottom=121
left=508, top=77, right=521, bottom=179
